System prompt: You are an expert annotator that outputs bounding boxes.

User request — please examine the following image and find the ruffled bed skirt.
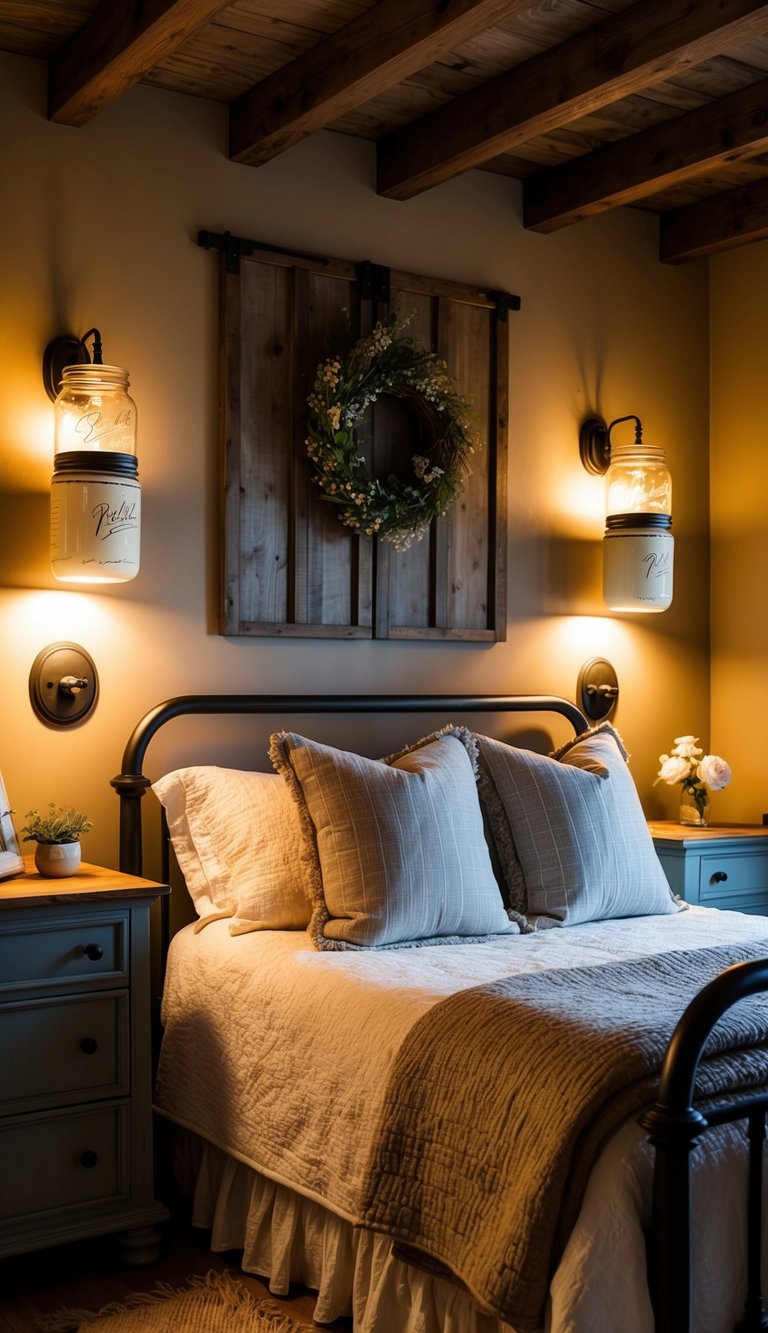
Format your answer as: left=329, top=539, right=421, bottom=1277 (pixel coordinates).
left=172, top=1129, right=517, bottom=1332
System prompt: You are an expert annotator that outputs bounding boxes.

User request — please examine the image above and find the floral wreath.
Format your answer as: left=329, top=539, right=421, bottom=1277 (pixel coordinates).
left=305, top=310, right=479, bottom=551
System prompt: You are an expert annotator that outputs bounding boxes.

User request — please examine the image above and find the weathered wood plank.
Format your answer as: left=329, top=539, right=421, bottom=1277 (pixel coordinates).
left=0, top=1, right=92, bottom=58
left=660, top=177, right=768, bottom=262
left=220, top=267, right=243, bottom=636
left=525, top=76, right=768, bottom=231
left=491, top=307, right=508, bottom=639
left=237, top=620, right=372, bottom=637
left=446, top=300, right=491, bottom=632
left=379, top=291, right=434, bottom=634
left=377, top=0, right=768, bottom=199
left=229, top=0, right=529, bottom=166
left=305, top=274, right=362, bottom=627
left=49, top=0, right=233, bottom=125
left=291, top=266, right=311, bottom=625
left=387, top=625, right=498, bottom=640
left=237, top=261, right=293, bottom=626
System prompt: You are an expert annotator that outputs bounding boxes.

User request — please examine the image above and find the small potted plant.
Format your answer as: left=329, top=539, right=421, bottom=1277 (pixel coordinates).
left=21, top=803, right=93, bottom=878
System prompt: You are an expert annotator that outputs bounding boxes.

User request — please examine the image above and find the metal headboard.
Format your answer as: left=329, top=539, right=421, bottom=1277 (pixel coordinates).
left=112, top=691, right=587, bottom=879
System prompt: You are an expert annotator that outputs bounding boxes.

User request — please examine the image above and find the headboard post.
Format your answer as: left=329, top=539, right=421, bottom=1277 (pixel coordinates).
left=110, top=772, right=152, bottom=876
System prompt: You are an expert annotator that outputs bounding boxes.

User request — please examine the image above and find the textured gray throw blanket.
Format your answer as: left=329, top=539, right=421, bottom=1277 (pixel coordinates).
left=360, top=943, right=768, bottom=1331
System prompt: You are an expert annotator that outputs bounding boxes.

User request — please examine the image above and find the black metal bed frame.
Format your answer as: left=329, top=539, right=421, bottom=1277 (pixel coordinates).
left=112, top=692, right=768, bottom=1333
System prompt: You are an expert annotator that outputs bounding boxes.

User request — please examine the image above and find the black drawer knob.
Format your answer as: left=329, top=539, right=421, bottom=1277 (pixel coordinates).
left=80, top=1150, right=99, bottom=1169
left=80, top=1037, right=99, bottom=1055
left=711, top=871, right=729, bottom=884
left=84, top=943, right=104, bottom=961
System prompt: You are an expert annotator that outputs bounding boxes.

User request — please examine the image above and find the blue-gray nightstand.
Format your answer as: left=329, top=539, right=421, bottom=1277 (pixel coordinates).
left=0, top=859, right=169, bottom=1262
left=649, top=822, right=768, bottom=915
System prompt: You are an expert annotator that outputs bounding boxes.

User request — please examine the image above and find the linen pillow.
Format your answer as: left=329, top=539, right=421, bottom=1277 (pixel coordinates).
left=152, top=766, right=309, bottom=932
left=269, top=728, right=522, bottom=950
left=475, top=724, right=678, bottom=926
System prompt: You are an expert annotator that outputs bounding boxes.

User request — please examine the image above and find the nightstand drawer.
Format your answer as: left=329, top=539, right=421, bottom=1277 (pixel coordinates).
left=0, top=992, right=129, bottom=1114
left=698, top=852, right=768, bottom=906
left=0, top=914, right=127, bottom=993
left=0, top=1103, right=128, bottom=1221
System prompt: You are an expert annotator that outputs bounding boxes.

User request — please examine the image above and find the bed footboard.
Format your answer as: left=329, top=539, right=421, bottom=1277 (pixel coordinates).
left=640, top=959, right=768, bottom=1333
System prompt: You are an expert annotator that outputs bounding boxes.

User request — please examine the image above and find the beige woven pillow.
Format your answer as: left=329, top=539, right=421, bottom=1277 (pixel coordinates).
left=475, top=724, right=678, bottom=926
left=152, top=766, right=309, bottom=933
left=269, top=728, right=521, bottom=950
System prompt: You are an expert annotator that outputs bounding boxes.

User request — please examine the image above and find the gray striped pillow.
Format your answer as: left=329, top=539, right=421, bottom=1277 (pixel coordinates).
left=269, top=729, right=521, bottom=950
left=476, top=725, right=678, bottom=926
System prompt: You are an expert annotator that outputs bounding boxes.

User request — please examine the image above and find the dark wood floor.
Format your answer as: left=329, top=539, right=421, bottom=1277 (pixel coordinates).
left=0, top=1214, right=353, bottom=1331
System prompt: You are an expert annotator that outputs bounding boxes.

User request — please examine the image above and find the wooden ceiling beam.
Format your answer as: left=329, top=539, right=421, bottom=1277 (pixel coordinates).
left=49, top=0, right=232, bottom=126
left=229, top=0, right=529, bottom=167
left=377, top=0, right=768, bottom=200
left=524, top=78, right=768, bottom=233
left=660, top=179, right=768, bottom=263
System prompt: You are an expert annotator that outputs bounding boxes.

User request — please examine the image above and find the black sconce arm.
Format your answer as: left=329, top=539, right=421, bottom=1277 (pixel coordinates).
left=42, top=326, right=104, bottom=400
left=579, top=412, right=644, bottom=475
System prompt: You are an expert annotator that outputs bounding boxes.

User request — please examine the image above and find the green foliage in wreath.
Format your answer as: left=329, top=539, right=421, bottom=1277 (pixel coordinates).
left=305, top=310, right=479, bottom=551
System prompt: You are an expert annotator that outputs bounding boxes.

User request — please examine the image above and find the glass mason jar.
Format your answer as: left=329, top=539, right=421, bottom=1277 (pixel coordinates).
left=603, top=440, right=673, bottom=612
left=50, top=364, right=140, bottom=583
left=605, top=442, right=671, bottom=519
left=53, top=363, right=137, bottom=458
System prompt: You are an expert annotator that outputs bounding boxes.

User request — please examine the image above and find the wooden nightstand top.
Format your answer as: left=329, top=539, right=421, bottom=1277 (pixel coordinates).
left=648, top=821, right=768, bottom=845
left=0, top=858, right=170, bottom=909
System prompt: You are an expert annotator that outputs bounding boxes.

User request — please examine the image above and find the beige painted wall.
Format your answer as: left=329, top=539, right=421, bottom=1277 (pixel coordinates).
left=0, top=52, right=710, bottom=873
left=710, top=241, right=768, bottom=824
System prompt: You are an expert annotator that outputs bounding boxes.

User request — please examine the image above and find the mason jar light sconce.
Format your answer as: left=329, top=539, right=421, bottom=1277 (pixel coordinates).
left=43, top=329, right=140, bottom=584
left=579, top=413, right=673, bottom=613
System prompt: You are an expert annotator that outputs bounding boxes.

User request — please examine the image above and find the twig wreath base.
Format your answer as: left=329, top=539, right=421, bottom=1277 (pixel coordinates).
left=306, top=310, right=479, bottom=551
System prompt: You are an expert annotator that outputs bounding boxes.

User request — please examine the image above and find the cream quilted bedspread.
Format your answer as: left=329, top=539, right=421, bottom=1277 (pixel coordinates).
left=155, top=907, right=768, bottom=1323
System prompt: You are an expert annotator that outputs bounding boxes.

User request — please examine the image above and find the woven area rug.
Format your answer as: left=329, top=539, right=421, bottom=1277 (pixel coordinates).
left=36, top=1270, right=315, bottom=1333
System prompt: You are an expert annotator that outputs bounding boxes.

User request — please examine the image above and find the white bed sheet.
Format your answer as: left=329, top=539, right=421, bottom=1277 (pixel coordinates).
left=156, top=906, right=768, bottom=1332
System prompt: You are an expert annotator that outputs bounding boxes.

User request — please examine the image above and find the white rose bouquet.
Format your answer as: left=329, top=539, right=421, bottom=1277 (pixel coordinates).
left=655, top=735, right=731, bottom=823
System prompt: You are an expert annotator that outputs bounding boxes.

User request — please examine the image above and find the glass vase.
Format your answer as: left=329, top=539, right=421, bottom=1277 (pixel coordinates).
left=679, top=787, right=708, bottom=827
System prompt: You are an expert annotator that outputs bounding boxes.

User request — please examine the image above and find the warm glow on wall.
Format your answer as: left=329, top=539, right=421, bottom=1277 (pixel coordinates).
left=17, top=589, right=107, bottom=642
left=551, top=613, right=633, bottom=660
left=550, top=468, right=605, bottom=537
left=1, top=381, right=52, bottom=489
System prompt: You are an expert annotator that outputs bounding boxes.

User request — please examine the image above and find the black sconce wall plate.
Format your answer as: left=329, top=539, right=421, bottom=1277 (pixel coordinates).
left=577, top=657, right=619, bottom=721
left=579, top=416, right=611, bottom=475
left=29, top=643, right=99, bottom=727
left=42, top=336, right=90, bottom=401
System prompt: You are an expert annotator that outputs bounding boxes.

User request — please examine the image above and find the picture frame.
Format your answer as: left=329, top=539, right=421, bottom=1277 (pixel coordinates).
left=0, top=774, right=24, bottom=880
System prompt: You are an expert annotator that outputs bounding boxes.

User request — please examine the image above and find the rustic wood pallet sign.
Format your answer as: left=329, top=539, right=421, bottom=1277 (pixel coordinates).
left=199, top=229, right=518, bottom=640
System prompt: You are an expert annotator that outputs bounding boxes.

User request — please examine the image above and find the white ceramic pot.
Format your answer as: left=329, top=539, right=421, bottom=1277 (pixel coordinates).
left=34, top=841, right=81, bottom=878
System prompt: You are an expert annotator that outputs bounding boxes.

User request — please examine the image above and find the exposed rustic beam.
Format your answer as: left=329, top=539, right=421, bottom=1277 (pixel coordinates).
left=229, top=0, right=525, bottom=167
left=660, top=179, right=768, bottom=263
left=525, top=78, right=768, bottom=233
left=378, top=0, right=768, bottom=200
left=49, top=0, right=232, bottom=126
